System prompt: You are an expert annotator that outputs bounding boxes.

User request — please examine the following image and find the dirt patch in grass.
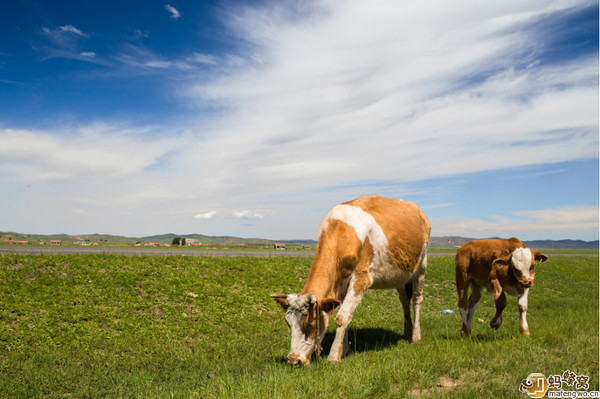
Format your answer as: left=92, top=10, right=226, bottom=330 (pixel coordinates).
left=408, top=376, right=463, bottom=398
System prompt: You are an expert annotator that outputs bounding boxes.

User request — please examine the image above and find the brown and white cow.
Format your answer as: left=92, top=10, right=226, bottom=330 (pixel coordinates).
left=271, top=195, right=431, bottom=365
left=455, top=238, right=549, bottom=338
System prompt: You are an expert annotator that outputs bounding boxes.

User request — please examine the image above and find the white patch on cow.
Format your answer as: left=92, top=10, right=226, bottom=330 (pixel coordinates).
left=518, top=289, right=529, bottom=309
left=320, top=204, right=405, bottom=289
left=511, top=248, right=533, bottom=278
left=319, top=204, right=387, bottom=247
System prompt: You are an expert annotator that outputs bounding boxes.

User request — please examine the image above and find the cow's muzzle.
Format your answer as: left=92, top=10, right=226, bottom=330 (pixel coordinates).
left=287, top=353, right=309, bottom=366
left=520, top=279, right=534, bottom=288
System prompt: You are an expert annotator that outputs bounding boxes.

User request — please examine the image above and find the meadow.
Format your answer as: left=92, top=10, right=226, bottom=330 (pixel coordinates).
left=0, top=252, right=597, bottom=398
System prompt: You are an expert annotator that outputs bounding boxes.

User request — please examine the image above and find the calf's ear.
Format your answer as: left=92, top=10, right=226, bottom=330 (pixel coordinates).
left=492, top=254, right=511, bottom=270
left=319, top=297, right=342, bottom=313
left=533, top=251, right=549, bottom=263
left=270, top=293, right=289, bottom=310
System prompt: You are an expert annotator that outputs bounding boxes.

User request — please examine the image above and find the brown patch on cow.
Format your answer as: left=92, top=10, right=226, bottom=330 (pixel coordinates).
left=302, top=219, right=362, bottom=299
left=352, top=237, right=374, bottom=295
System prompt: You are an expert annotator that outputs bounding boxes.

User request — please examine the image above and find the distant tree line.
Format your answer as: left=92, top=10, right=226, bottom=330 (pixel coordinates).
left=171, top=237, right=186, bottom=246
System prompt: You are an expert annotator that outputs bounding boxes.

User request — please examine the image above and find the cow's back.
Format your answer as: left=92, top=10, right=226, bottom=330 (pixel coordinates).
left=345, top=195, right=430, bottom=271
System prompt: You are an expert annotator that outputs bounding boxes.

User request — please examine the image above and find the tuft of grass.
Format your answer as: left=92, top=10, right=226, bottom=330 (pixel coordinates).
left=0, top=253, right=597, bottom=398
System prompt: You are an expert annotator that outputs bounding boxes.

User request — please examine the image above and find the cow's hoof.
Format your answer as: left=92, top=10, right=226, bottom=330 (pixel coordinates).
left=460, top=330, right=469, bottom=338
left=490, top=317, right=502, bottom=330
left=521, top=330, right=530, bottom=337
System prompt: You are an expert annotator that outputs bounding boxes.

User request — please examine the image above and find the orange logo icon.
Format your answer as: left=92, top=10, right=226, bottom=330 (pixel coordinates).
left=519, top=373, right=548, bottom=398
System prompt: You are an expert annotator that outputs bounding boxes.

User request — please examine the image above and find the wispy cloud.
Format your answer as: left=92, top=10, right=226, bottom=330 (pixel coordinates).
left=193, top=211, right=217, bottom=219
left=0, top=126, right=183, bottom=181
left=39, top=24, right=101, bottom=63
left=165, top=4, right=181, bottom=19
left=233, top=210, right=264, bottom=219
left=58, top=25, right=88, bottom=37
left=178, top=1, right=597, bottom=199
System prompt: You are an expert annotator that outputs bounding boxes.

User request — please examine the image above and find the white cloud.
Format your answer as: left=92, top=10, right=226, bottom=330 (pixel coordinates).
left=0, top=126, right=183, bottom=181
left=434, top=206, right=599, bottom=238
left=80, top=51, right=96, bottom=57
left=193, top=211, right=217, bottom=219
left=182, top=0, right=597, bottom=193
left=59, top=25, right=88, bottom=37
left=165, top=4, right=181, bottom=19
left=233, top=210, right=264, bottom=219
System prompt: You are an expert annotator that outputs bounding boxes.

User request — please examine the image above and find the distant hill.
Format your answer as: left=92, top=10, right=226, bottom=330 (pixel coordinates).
left=1, top=231, right=597, bottom=250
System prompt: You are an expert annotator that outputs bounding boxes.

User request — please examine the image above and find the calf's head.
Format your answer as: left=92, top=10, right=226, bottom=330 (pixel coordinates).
left=494, top=247, right=549, bottom=287
left=270, top=293, right=340, bottom=366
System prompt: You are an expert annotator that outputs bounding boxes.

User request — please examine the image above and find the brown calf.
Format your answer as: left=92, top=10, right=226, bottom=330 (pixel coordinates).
left=455, top=238, right=548, bottom=337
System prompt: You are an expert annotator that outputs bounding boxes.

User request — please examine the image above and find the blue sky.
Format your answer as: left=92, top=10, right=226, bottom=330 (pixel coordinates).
left=0, top=0, right=598, bottom=241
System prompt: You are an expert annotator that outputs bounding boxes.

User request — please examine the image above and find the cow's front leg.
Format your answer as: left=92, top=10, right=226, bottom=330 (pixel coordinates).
left=328, top=283, right=364, bottom=364
left=518, top=288, right=530, bottom=336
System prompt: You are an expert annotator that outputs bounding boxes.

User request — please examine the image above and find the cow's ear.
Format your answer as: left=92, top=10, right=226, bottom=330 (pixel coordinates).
left=320, top=297, right=341, bottom=313
left=492, top=254, right=511, bottom=269
left=270, top=293, right=289, bottom=310
left=533, top=251, right=549, bottom=263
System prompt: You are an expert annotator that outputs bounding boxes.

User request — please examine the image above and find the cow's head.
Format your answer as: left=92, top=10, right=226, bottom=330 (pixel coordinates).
left=270, top=293, right=340, bottom=366
left=494, top=248, right=549, bottom=288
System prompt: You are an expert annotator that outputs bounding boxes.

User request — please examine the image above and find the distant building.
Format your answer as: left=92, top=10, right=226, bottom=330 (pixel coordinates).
left=50, top=240, right=61, bottom=245
left=274, top=243, right=286, bottom=250
left=303, top=245, right=311, bottom=249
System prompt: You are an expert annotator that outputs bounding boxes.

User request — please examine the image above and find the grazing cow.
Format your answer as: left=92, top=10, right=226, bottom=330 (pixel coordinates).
left=271, top=195, right=431, bottom=365
left=455, top=238, right=549, bottom=337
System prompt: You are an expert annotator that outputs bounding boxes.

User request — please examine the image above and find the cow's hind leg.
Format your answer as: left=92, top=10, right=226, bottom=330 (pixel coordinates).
left=397, top=282, right=413, bottom=340
left=328, top=276, right=365, bottom=364
left=410, top=252, right=427, bottom=343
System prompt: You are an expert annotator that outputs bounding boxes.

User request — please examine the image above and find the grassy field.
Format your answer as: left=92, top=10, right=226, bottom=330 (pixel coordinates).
left=0, top=252, right=597, bottom=398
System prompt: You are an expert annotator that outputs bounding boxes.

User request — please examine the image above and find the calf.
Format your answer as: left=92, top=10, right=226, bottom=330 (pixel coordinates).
left=455, top=238, right=548, bottom=337
left=271, top=195, right=431, bottom=365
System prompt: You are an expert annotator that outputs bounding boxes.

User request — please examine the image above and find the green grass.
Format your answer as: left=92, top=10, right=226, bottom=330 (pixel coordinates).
left=0, top=253, right=597, bottom=398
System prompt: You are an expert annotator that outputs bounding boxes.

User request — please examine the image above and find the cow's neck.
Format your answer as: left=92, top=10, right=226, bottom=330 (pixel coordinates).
left=301, top=236, right=359, bottom=301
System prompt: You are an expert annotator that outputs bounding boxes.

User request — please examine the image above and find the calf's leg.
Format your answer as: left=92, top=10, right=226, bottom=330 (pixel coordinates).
left=518, top=288, right=530, bottom=336
left=490, top=290, right=506, bottom=330
left=460, top=284, right=483, bottom=337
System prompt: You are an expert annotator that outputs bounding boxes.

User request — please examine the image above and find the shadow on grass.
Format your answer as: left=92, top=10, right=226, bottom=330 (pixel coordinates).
left=322, top=327, right=406, bottom=355
left=274, top=327, right=405, bottom=365
left=437, top=331, right=506, bottom=342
